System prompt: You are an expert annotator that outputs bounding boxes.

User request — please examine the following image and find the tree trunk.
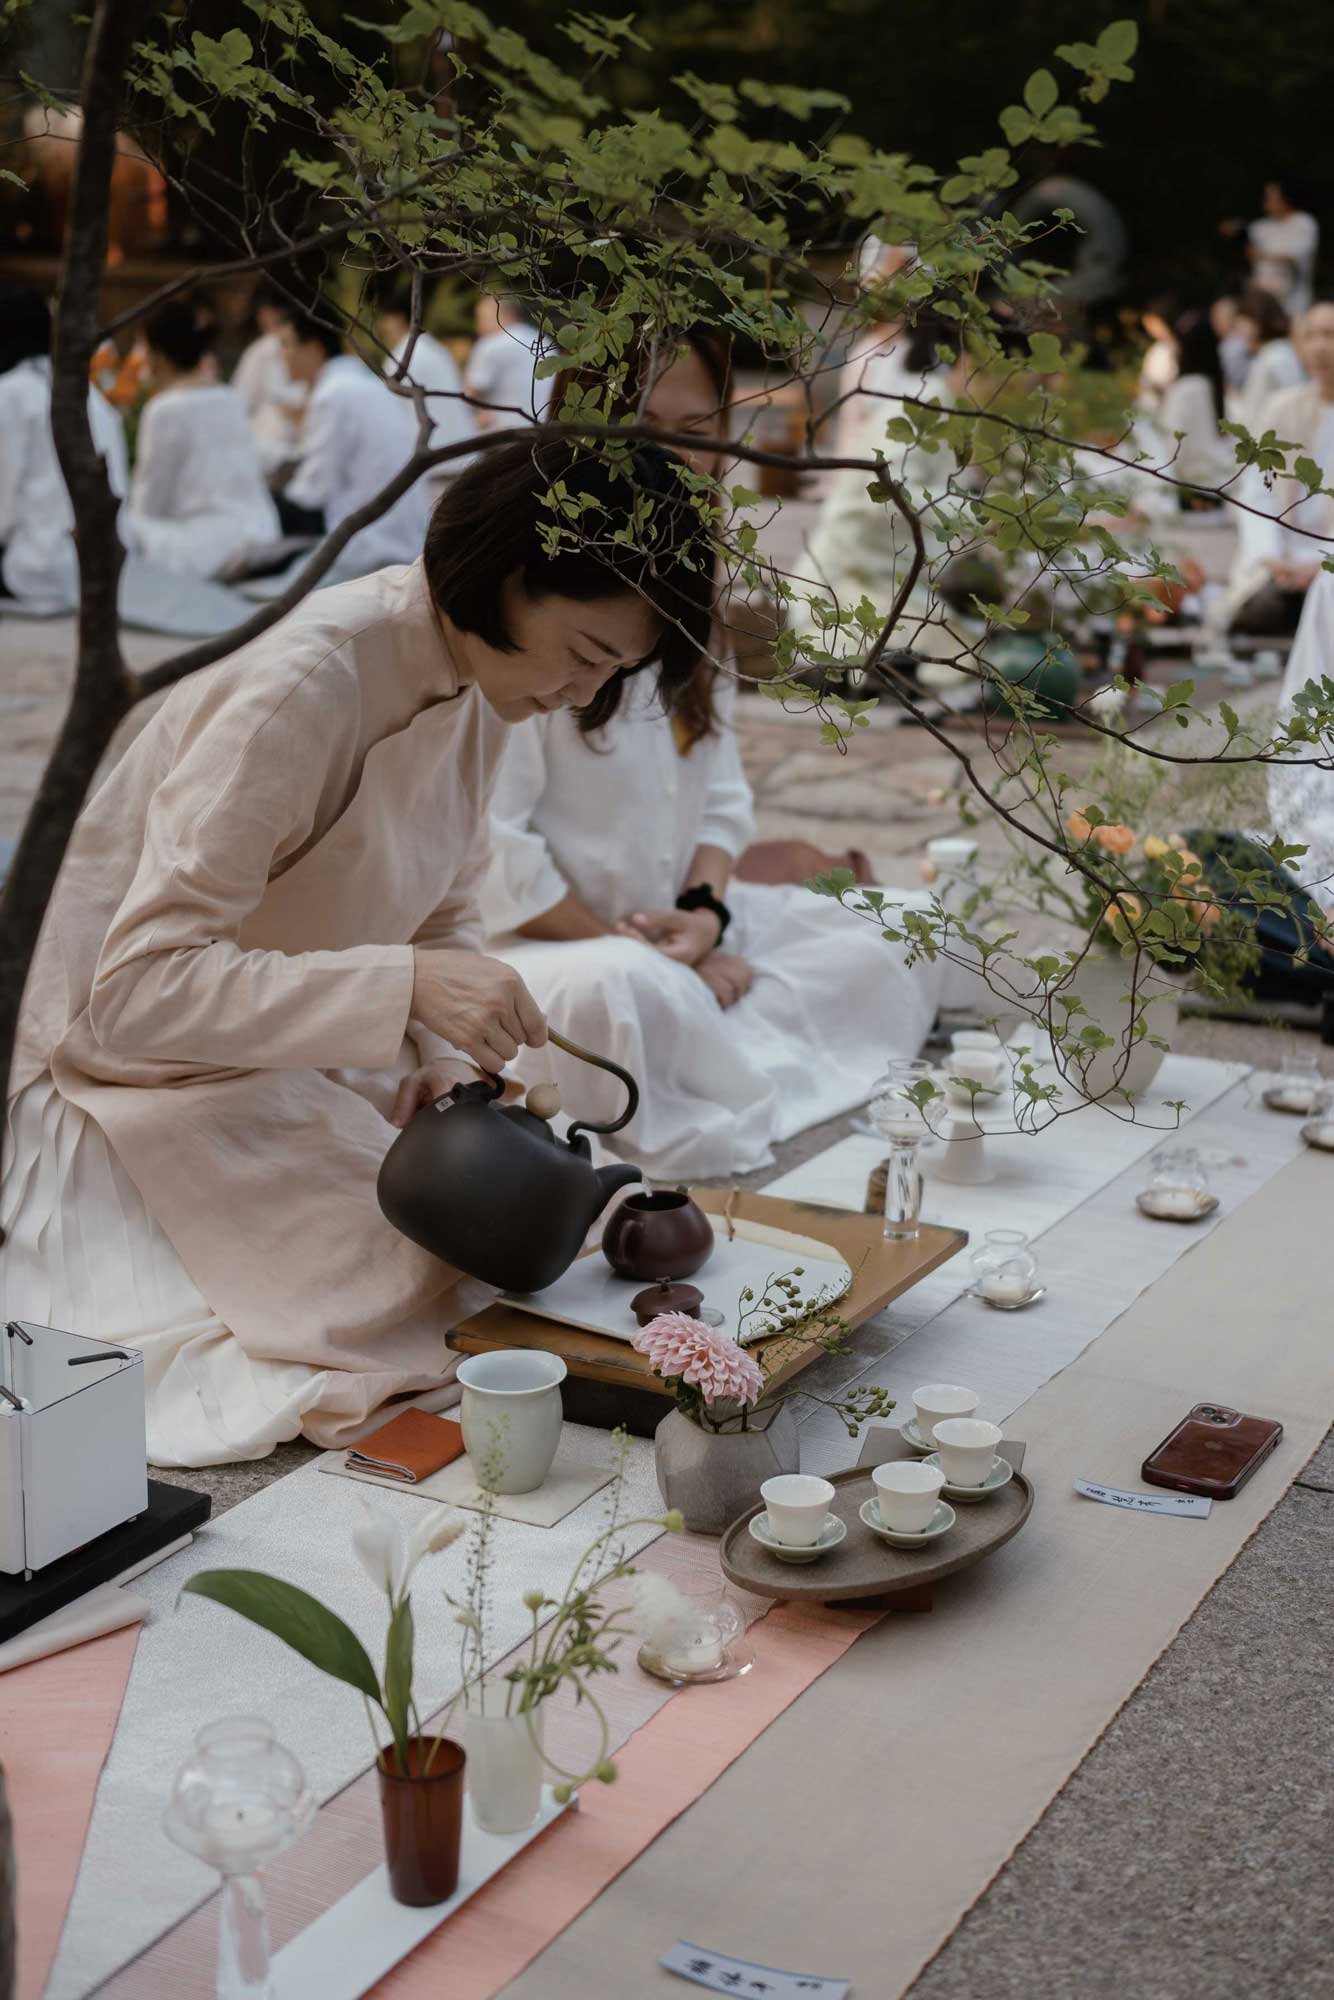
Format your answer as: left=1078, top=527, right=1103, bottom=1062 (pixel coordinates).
left=0, top=0, right=144, bottom=1223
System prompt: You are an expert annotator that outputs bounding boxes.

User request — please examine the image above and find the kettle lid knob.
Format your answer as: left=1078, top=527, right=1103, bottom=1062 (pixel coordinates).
left=525, top=1080, right=562, bottom=1122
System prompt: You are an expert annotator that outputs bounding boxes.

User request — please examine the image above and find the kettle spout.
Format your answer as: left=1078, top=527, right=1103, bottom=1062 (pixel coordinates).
left=596, top=1163, right=643, bottom=1209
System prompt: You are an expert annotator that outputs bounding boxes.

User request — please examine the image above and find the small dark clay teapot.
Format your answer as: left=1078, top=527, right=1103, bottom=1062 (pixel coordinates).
left=377, top=1032, right=642, bottom=1293
left=601, top=1188, right=715, bottom=1283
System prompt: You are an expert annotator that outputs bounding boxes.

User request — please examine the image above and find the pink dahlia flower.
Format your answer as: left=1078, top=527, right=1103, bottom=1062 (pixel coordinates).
left=631, top=1313, right=764, bottom=1408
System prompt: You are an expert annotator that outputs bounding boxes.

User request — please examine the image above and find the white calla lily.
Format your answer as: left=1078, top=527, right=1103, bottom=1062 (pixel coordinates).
left=350, top=1500, right=408, bottom=1599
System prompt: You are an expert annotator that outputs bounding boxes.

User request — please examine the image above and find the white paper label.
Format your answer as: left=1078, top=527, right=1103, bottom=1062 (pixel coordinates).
left=662, top=1940, right=850, bottom=1997
left=1074, top=1479, right=1212, bottom=1518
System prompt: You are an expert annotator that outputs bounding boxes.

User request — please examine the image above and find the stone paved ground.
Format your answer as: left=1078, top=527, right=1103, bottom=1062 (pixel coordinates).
left=3, top=543, right=1331, bottom=1997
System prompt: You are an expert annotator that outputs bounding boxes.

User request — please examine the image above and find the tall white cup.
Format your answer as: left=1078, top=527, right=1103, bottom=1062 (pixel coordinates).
left=457, top=1351, right=567, bottom=1493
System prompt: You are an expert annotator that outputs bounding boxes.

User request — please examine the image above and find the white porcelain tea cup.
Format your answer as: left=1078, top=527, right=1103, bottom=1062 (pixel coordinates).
left=456, top=1350, right=567, bottom=1494
left=932, top=1417, right=1003, bottom=1487
left=912, top=1382, right=980, bottom=1443
left=871, top=1460, right=945, bottom=1533
left=760, top=1473, right=835, bottom=1548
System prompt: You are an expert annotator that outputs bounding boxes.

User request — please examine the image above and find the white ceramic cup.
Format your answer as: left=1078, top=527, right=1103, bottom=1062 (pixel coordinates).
left=872, top=1460, right=945, bottom=1533
left=760, top=1473, right=835, bottom=1548
left=456, top=1350, right=567, bottom=1493
left=912, top=1382, right=980, bottom=1443
left=933, top=1417, right=1003, bottom=1488
left=950, top=1029, right=1004, bottom=1054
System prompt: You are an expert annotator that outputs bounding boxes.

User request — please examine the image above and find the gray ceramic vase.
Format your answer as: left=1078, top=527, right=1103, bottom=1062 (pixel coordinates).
left=653, top=1402, right=801, bottom=1535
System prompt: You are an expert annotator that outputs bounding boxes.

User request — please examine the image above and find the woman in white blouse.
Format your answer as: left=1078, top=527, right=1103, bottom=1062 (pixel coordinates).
left=1148, top=308, right=1233, bottom=496
left=127, top=301, right=280, bottom=576
left=1228, top=285, right=1307, bottom=439
left=482, top=332, right=945, bottom=1179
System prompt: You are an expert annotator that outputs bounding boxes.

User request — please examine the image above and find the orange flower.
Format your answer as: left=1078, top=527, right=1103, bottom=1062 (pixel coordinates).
left=1101, top=893, right=1144, bottom=941
left=1093, top=823, right=1136, bottom=856
left=920, top=858, right=939, bottom=884
left=1189, top=898, right=1221, bottom=931
left=1142, top=835, right=1171, bottom=861
left=1066, top=810, right=1094, bottom=842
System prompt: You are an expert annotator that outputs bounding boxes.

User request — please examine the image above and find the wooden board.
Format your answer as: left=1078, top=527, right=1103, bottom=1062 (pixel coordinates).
left=451, top=1189, right=966, bottom=1400
left=719, top=1455, right=1033, bottom=1606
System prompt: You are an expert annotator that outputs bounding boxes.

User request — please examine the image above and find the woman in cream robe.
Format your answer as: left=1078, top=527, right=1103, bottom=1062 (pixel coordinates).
left=482, top=673, right=946, bottom=1180
left=1, top=437, right=710, bottom=1464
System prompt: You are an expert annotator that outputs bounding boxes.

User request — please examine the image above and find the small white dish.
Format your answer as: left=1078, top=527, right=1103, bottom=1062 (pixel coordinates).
left=1300, top=1119, right=1334, bottom=1154
left=860, top=1496, right=956, bottom=1546
left=966, top=1285, right=1046, bottom=1312
left=899, top=1416, right=938, bottom=1454
left=1262, top=1084, right=1320, bottom=1117
left=923, top=1451, right=1014, bottom=1502
left=747, top=1510, right=847, bottom=1564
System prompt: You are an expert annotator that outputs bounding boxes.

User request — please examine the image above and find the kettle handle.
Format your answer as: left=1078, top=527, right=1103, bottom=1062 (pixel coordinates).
left=548, top=1028, right=640, bottom=1143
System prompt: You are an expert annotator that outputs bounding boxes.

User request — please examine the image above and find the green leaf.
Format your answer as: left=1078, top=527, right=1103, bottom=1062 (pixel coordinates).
left=183, top=1571, right=381, bottom=1705
left=384, top=1596, right=414, bottom=1746
left=1219, top=699, right=1240, bottom=739
left=1294, top=456, right=1324, bottom=492
left=998, top=104, right=1035, bottom=146
left=1028, top=331, right=1062, bottom=373
left=1097, top=19, right=1139, bottom=63
left=1023, top=69, right=1058, bottom=116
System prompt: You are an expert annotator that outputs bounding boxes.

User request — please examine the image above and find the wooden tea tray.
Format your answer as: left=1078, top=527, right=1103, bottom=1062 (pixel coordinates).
left=718, top=1453, right=1033, bottom=1610
left=450, top=1188, right=966, bottom=1436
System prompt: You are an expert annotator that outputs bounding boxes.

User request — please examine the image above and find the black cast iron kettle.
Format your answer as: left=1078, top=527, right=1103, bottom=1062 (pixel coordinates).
left=377, top=1029, right=642, bottom=1292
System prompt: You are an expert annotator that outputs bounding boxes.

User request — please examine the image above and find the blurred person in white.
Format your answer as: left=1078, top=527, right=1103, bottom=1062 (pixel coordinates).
left=481, top=329, right=946, bottom=1180
left=1222, top=302, right=1334, bottom=636
left=278, top=306, right=431, bottom=572
left=1247, top=177, right=1319, bottom=321
left=375, top=282, right=478, bottom=486
left=230, top=279, right=308, bottom=473
left=1268, top=565, right=1334, bottom=912
left=1227, top=285, right=1308, bottom=437
left=126, top=300, right=280, bottom=576
left=0, top=284, right=127, bottom=613
left=1211, top=296, right=1254, bottom=402
left=1145, top=307, right=1233, bottom=495
left=464, top=290, right=553, bottom=428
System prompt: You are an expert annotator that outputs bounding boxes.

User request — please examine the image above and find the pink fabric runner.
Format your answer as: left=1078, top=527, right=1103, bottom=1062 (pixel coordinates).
left=0, top=1625, right=140, bottom=2000
left=375, top=1601, right=880, bottom=1999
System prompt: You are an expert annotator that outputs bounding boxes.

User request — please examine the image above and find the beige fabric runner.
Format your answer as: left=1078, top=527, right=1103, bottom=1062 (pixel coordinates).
left=501, top=1151, right=1334, bottom=1999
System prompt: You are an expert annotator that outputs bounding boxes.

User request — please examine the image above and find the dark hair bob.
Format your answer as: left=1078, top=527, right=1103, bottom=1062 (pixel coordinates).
left=144, top=299, right=214, bottom=374
left=423, top=435, right=714, bottom=728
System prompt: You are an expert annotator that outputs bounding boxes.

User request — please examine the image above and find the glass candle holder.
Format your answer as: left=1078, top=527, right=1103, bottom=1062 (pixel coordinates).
left=638, top=1581, right=750, bottom=1686
left=1142, top=1146, right=1210, bottom=1219
left=969, top=1229, right=1039, bottom=1304
left=163, top=1716, right=313, bottom=2000
left=1267, top=1056, right=1324, bottom=1115
left=870, top=1059, right=934, bottom=1242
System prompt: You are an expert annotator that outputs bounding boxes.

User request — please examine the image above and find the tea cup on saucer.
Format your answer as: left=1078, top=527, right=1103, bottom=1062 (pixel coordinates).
left=932, top=1417, right=1003, bottom=1488
left=912, top=1383, right=979, bottom=1445
left=760, top=1473, right=836, bottom=1547
left=871, top=1460, right=945, bottom=1534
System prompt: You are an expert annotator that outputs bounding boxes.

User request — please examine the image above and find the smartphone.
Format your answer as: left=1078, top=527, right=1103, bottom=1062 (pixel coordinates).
left=1142, top=1403, right=1283, bottom=1500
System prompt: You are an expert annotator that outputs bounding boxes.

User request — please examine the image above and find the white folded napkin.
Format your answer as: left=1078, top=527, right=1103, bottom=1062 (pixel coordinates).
left=0, top=1582, right=149, bottom=1673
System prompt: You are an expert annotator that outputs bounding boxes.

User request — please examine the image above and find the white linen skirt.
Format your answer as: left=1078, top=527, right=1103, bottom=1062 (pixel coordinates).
left=0, top=1070, right=468, bottom=1468
left=495, top=880, right=954, bottom=1181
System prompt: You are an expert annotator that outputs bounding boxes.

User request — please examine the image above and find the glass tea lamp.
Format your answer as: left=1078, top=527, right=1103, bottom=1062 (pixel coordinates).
left=163, top=1715, right=314, bottom=2000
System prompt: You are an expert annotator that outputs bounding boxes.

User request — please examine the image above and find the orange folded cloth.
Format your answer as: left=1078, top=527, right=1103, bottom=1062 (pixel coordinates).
left=345, top=1409, right=467, bottom=1483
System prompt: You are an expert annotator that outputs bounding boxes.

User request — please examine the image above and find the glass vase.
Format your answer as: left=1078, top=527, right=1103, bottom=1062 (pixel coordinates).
left=870, top=1059, right=934, bottom=1242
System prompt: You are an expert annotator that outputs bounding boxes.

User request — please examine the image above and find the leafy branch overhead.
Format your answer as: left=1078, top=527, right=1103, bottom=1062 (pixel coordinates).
left=4, top=2, right=1334, bottom=1151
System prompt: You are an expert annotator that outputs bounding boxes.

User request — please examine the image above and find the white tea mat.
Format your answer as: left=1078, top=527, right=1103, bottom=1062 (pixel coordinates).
left=317, top=1418, right=614, bottom=1527
left=503, top=1216, right=851, bottom=1346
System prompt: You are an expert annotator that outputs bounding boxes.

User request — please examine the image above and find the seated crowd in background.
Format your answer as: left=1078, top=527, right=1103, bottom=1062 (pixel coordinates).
left=125, top=300, right=279, bottom=578
left=0, top=283, right=126, bottom=613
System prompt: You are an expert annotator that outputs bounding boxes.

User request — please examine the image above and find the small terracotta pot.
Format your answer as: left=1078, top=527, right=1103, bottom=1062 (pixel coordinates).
left=601, top=1189, right=714, bottom=1282
left=631, top=1279, right=704, bottom=1325
left=377, top=1736, right=466, bottom=1906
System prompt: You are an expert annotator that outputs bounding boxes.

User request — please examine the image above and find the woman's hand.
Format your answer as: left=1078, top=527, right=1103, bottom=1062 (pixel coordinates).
left=391, top=1060, right=477, bottom=1128
left=410, top=947, right=547, bottom=1074
left=617, top=906, right=721, bottom=965
left=695, top=951, right=754, bottom=1010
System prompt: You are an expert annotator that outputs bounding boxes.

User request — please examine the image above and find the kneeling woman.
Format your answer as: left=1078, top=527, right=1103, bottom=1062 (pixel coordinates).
left=1, top=439, right=709, bottom=1465
left=481, top=335, right=946, bottom=1179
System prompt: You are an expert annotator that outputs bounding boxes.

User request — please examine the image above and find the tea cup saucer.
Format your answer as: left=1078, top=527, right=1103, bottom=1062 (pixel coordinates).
left=748, top=1511, right=847, bottom=1564
left=859, top=1496, right=956, bottom=1546
left=923, top=1452, right=1013, bottom=1502
left=899, top=1416, right=938, bottom=1454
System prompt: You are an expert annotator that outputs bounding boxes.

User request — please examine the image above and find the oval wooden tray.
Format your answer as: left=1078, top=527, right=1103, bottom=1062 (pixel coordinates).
left=719, top=1461, right=1033, bottom=1605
